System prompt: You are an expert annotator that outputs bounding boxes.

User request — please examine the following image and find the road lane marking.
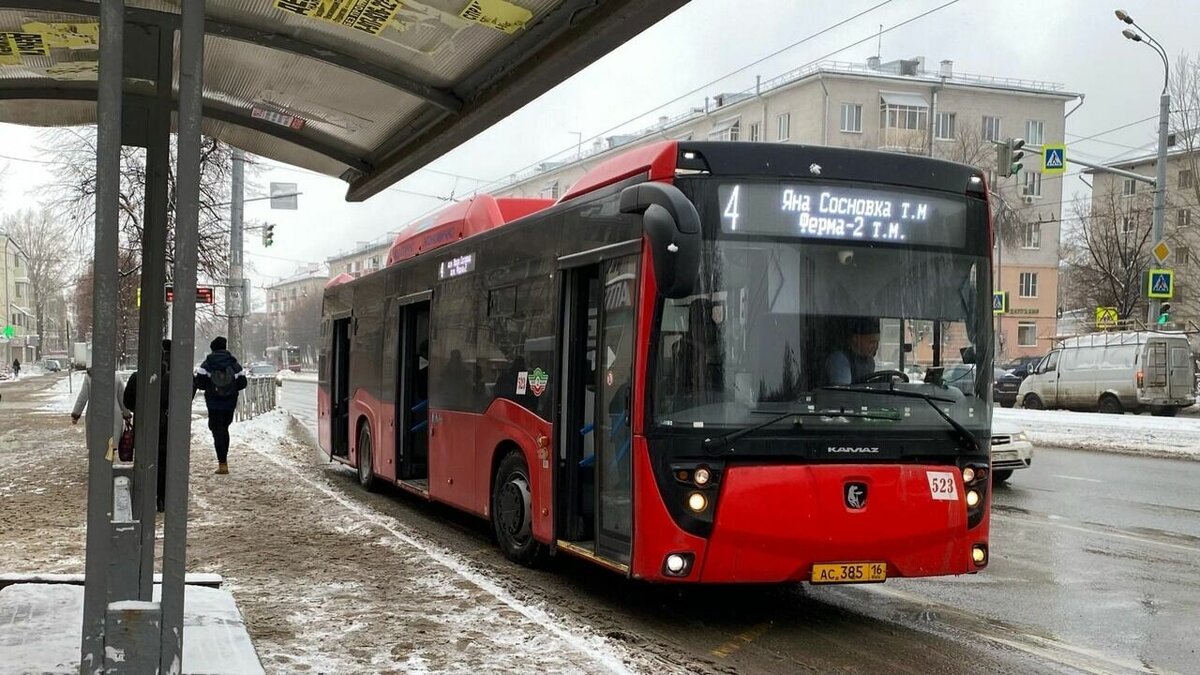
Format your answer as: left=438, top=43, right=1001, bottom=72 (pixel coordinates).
left=249, top=439, right=637, bottom=675
left=710, top=622, right=771, bottom=658
left=993, top=512, right=1200, bottom=555
left=861, top=586, right=1170, bottom=675
left=1052, top=474, right=1104, bottom=483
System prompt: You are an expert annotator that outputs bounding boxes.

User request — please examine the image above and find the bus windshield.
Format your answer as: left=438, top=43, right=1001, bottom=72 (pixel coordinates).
left=653, top=181, right=991, bottom=439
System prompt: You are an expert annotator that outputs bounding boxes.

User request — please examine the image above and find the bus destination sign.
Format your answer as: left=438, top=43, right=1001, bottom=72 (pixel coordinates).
left=718, top=182, right=967, bottom=248
left=439, top=253, right=476, bottom=280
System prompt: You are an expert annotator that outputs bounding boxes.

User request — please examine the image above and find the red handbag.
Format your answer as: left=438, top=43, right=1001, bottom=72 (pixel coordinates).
left=118, top=420, right=135, bottom=462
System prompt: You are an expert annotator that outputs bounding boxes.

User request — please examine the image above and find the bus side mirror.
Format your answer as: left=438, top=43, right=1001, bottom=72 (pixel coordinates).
left=620, top=182, right=701, bottom=299
left=960, top=345, right=976, bottom=364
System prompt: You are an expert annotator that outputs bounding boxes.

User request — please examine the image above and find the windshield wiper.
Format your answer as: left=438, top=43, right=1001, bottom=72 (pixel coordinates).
left=817, top=386, right=981, bottom=455
left=702, top=407, right=902, bottom=455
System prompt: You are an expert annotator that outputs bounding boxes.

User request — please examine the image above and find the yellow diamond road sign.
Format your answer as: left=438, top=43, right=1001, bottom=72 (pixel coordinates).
left=1152, top=240, right=1171, bottom=264
left=1095, top=306, right=1118, bottom=329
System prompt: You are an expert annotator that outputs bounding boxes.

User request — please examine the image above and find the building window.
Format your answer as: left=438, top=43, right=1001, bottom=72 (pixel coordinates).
left=986, top=168, right=997, bottom=187
left=777, top=113, right=790, bottom=141
left=1019, top=272, right=1038, bottom=298
left=748, top=122, right=761, bottom=142
left=708, top=117, right=740, bottom=142
left=1179, top=245, right=1191, bottom=267
left=539, top=180, right=560, bottom=200
left=1181, top=169, right=1195, bottom=188
left=1022, top=221, right=1041, bottom=249
left=1024, top=119, right=1044, bottom=146
left=880, top=103, right=927, bottom=131
left=1123, top=177, right=1137, bottom=196
left=840, top=103, right=862, bottom=133
left=1122, top=215, right=1136, bottom=233
left=1181, top=208, right=1192, bottom=229
left=1018, top=321, right=1038, bottom=347
left=982, top=116, right=1001, bottom=142
left=934, top=112, right=956, bottom=140
left=1023, top=171, right=1042, bottom=197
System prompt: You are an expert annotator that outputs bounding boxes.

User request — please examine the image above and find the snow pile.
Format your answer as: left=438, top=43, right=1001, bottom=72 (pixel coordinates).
left=994, top=407, right=1200, bottom=459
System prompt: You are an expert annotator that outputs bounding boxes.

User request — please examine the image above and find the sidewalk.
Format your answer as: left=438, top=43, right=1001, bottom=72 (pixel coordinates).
left=0, top=374, right=656, bottom=674
left=0, top=583, right=262, bottom=675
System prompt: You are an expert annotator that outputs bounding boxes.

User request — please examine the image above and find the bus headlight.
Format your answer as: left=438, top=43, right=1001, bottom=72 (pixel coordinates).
left=687, top=492, right=708, bottom=513
left=966, top=490, right=981, bottom=507
left=693, top=466, right=712, bottom=486
left=972, top=545, right=988, bottom=566
left=962, top=467, right=976, bottom=483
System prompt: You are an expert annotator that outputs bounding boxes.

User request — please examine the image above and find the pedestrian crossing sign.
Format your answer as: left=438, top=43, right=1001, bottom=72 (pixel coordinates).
left=993, top=291, right=1008, bottom=315
left=1147, top=269, right=1174, bottom=299
left=1042, top=144, right=1066, bottom=176
left=1094, top=306, right=1118, bottom=329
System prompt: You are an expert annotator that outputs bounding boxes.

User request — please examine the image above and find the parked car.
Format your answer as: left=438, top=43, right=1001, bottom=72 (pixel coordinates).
left=990, top=420, right=1033, bottom=483
left=993, top=369, right=1023, bottom=407
left=1018, top=331, right=1196, bottom=415
left=39, top=359, right=62, bottom=372
left=247, top=363, right=276, bottom=377
left=939, top=364, right=1009, bottom=402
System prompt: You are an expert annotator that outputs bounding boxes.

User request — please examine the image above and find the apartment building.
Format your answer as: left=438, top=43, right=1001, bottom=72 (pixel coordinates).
left=1087, top=143, right=1199, bottom=326
left=1, top=230, right=33, bottom=366
left=326, top=240, right=391, bottom=279
left=498, top=56, right=1082, bottom=362
left=266, top=263, right=328, bottom=343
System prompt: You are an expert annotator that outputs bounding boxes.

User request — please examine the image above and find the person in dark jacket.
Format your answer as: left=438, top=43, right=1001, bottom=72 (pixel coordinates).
left=193, top=336, right=246, bottom=475
left=124, top=339, right=172, bottom=512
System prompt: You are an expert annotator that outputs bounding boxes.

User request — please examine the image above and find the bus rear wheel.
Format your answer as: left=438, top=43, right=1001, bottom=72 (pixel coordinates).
left=492, top=451, right=545, bottom=567
left=357, top=423, right=377, bottom=491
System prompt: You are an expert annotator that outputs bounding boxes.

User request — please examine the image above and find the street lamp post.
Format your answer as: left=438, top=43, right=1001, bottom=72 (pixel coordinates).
left=1117, top=9, right=1171, bottom=325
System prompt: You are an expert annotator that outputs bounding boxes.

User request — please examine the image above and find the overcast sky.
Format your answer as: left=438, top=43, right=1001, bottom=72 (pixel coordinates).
left=0, top=0, right=1194, bottom=294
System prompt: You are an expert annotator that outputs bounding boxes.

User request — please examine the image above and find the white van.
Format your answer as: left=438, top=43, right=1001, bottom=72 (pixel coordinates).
left=1017, top=331, right=1196, bottom=416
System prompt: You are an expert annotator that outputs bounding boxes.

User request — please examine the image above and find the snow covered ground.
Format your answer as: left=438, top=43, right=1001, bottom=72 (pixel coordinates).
left=994, top=407, right=1200, bottom=459
left=2, top=379, right=673, bottom=674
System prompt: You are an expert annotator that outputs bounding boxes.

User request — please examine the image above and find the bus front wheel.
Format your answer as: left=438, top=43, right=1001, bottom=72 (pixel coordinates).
left=492, top=451, right=545, bottom=567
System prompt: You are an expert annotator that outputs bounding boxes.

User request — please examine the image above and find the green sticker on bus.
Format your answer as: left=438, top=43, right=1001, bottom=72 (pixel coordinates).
left=528, top=367, right=547, bottom=397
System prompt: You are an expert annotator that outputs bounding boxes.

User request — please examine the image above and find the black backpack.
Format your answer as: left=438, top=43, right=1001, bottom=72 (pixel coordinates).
left=209, top=364, right=237, bottom=397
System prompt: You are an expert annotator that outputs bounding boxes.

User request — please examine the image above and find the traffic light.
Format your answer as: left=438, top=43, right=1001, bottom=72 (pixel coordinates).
left=262, top=223, right=275, bottom=247
left=996, top=138, right=1026, bottom=178
left=1157, top=302, right=1172, bottom=325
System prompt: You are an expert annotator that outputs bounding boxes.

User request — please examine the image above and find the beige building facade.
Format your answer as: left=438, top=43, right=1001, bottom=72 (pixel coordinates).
left=498, top=57, right=1081, bottom=363
left=1088, top=147, right=1199, bottom=326
left=266, top=264, right=328, bottom=343
left=326, top=240, right=391, bottom=280
left=1, top=231, right=33, bottom=367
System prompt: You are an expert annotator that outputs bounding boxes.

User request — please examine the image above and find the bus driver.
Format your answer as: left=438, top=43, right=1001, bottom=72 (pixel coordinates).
left=824, top=317, right=880, bottom=385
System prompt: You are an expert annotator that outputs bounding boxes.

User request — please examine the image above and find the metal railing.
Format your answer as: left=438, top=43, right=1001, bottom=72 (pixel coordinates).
left=235, top=375, right=277, bottom=422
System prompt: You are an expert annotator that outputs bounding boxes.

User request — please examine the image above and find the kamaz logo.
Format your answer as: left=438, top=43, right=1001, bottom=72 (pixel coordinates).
left=827, top=446, right=880, bottom=454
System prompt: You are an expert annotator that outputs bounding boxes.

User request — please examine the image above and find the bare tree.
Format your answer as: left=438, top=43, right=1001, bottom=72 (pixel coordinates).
left=1061, top=194, right=1152, bottom=322
left=936, top=126, right=1026, bottom=251
left=2, top=208, right=74, bottom=359
left=40, top=127, right=234, bottom=280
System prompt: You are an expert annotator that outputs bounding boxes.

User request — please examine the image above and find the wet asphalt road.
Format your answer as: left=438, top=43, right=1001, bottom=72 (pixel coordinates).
left=281, top=380, right=1199, bottom=674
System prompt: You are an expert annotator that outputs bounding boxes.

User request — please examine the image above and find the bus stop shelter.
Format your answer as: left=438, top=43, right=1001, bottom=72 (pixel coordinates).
left=0, top=1, right=684, bottom=671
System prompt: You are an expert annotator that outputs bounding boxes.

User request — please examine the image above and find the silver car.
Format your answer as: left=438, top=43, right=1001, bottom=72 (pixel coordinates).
left=990, top=420, right=1033, bottom=483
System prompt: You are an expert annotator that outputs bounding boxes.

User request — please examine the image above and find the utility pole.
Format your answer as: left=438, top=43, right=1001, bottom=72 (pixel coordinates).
left=1116, top=9, right=1171, bottom=324
left=229, top=148, right=245, bottom=355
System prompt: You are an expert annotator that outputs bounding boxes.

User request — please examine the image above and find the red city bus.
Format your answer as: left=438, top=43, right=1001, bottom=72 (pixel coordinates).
left=318, top=141, right=994, bottom=583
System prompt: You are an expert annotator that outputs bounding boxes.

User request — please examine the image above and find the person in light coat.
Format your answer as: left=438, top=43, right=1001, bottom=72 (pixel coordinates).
left=71, top=368, right=133, bottom=446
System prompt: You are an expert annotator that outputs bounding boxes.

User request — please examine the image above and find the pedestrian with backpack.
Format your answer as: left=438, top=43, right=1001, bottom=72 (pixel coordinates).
left=194, top=336, right=246, bottom=474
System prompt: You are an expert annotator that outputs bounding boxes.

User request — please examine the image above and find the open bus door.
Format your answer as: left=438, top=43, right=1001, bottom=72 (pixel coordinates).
left=395, top=294, right=432, bottom=484
left=331, top=317, right=352, bottom=457
left=557, top=252, right=638, bottom=567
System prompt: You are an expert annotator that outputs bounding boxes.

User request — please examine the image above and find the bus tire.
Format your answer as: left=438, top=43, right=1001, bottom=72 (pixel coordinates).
left=357, top=422, right=377, bottom=491
left=1098, top=395, right=1123, bottom=415
left=492, top=450, right=545, bottom=567
left=1022, top=394, right=1044, bottom=410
